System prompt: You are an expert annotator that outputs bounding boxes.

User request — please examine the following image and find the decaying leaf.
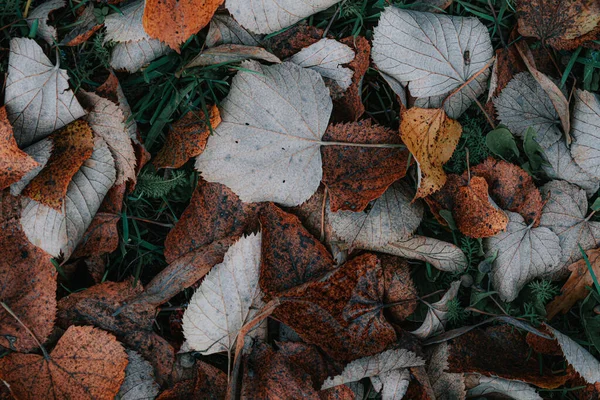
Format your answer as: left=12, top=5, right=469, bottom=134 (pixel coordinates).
left=182, top=233, right=264, bottom=355
left=117, top=350, right=160, bottom=400
left=370, top=368, right=411, bottom=400
left=372, top=8, right=493, bottom=118
left=466, top=375, right=542, bottom=400
left=60, top=4, right=102, bottom=46
left=0, top=192, right=56, bottom=353
left=183, top=44, right=280, bottom=69
left=263, top=24, right=323, bottom=59
left=543, top=139, right=600, bottom=197
left=571, top=90, right=600, bottom=179
left=494, top=72, right=562, bottom=148
left=412, top=281, right=461, bottom=339
left=381, top=255, right=418, bottom=322
left=205, top=14, right=263, bottom=47
left=427, top=343, right=466, bottom=400
left=546, top=325, right=600, bottom=384
left=143, top=0, right=223, bottom=51
left=26, top=0, right=65, bottom=44
left=195, top=61, right=332, bottom=206
left=5, top=38, right=86, bottom=147
left=485, top=211, right=562, bottom=301
left=0, top=325, right=127, bottom=400
left=321, top=120, right=410, bottom=212
left=9, top=138, right=53, bottom=196
left=399, top=107, right=462, bottom=198
left=540, top=180, right=600, bottom=269
left=546, top=248, right=600, bottom=320
left=225, top=0, right=342, bottom=34
left=0, top=107, right=37, bottom=190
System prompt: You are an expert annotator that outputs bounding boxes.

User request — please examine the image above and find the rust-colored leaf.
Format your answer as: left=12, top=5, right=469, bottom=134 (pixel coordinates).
left=424, top=173, right=467, bottom=225
left=0, top=191, right=56, bottom=353
left=0, top=106, right=37, bottom=190
left=453, top=176, right=509, bottom=238
left=153, top=105, right=221, bottom=169
left=0, top=325, right=127, bottom=400
left=21, top=120, right=94, bottom=210
left=142, top=0, right=223, bottom=51
left=380, top=254, right=418, bottom=323
left=400, top=107, right=462, bottom=198
left=322, top=120, right=409, bottom=212
left=546, top=248, right=600, bottom=320
left=265, top=24, right=323, bottom=59
left=470, top=157, right=543, bottom=226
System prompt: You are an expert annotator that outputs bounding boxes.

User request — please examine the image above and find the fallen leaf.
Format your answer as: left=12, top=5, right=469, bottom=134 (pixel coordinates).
left=195, top=61, right=332, bottom=206
left=154, top=105, right=221, bottom=169
left=423, top=173, right=467, bottom=225
left=546, top=325, right=600, bottom=384
left=264, top=24, right=323, bottom=59
left=0, top=106, right=37, bottom=190
left=494, top=72, right=563, bottom=148
left=571, top=90, right=600, bottom=179
left=182, top=233, right=264, bottom=355
left=60, top=4, right=102, bottom=46
left=380, top=254, right=418, bottom=323
left=543, top=139, right=600, bottom=197
left=0, top=191, right=56, bottom=353
left=111, top=39, right=170, bottom=73
left=143, top=0, right=222, bottom=51
left=21, top=137, right=116, bottom=259
left=9, top=138, right=53, bottom=196
left=518, top=0, right=600, bottom=50
left=427, top=343, right=466, bottom=400
left=26, top=0, right=65, bottom=44
left=412, top=0, right=453, bottom=12
left=0, top=325, right=127, bottom=400
left=183, top=44, right=280, bottom=69
left=21, top=120, right=94, bottom=210
left=412, top=281, right=461, bottom=339
left=546, top=248, right=600, bottom=319
left=372, top=8, right=493, bottom=118
left=225, top=0, right=341, bottom=34
left=321, top=120, right=409, bottom=212
left=5, top=38, right=86, bottom=147
left=321, top=348, right=425, bottom=389
left=484, top=211, right=562, bottom=301
left=453, top=176, right=509, bottom=238
left=466, top=375, right=542, bottom=400
left=399, top=107, right=462, bottom=198
left=370, top=368, right=411, bottom=400
left=156, top=361, right=227, bottom=400
left=117, top=350, right=160, bottom=400
left=376, top=236, right=468, bottom=272
left=540, top=180, right=600, bottom=269
left=205, top=14, right=263, bottom=47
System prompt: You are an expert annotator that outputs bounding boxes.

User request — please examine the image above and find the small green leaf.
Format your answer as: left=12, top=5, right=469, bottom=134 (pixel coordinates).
left=439, top=209, right=457, bottom=230
left=523, top=127, right=547, bottom=172
left=28, top=19, right=38, bottom=38
left=591, top=198, right=600, bottom=211
left=485, top=127, right=519, bottom=160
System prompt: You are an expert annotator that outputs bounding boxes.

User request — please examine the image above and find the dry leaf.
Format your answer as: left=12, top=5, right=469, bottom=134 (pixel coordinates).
left=412, top=281, right=461, bottom=339
left=376, top=236, right=468, bottom=272
left=0, top=326, right=127, bottom=400
left=182, top=233, right=264, bottom=355
left=117, top=350, right=160, bottom=400
left=424, top=173, right=467, bottom=225
left=226, top=0, right=341, bottom=34
left=26, top=0, right=65, bottom=44
left=381, top=254, right=418, bottom=322
left=543, top=139, right=600, bottom=197
left=184, top=44, right=280, bottom=69
left=540, top=180, right=600, bottom=269
left=0, top=191, right=56, bottom=353
left=205, top=14, right=263, bottom=47
left=400, top=107, right=462, bottom=198
left=427, top=343, right=466, bottom=400
left=370, top=369, right=411, bottom=400
left=61, top=5, right=102, bottom=46
left=466, top=375, right=542, bottom=400
left=321, top=120, right=410, bottom=212
left=9, top=138, right=53, bottom=196
left=453, top=176, right=509, bottom=238
left=143, top=0, right=223, bottom=51
left=5, top=38, right=86, bottom=147
left=484, top=211, right=562, bottom=301
left=571, top=90, right=600, bottom=179
left=372, top=8, right=493, bottom=118
left=0, top=106, right=37, bottom=190
left=546, top=325, right=600, bottom=384
left=111, top=39, right=170, bottom=73
left=546, top=248, right=600, bottom=320
left=195, top=61, right=332, bottom=206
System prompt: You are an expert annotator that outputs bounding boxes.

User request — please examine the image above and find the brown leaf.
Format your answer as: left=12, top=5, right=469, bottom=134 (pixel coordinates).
left=0, top=107, right=37, bottom=190
left=470, top=157, right=543, bottom=226
left=453, top=176, right=509, bottom=238
left=399, top=107, right=462, bottom=198
left=153, top=105, right=221, bottom=169
left=265, top=24, right=324, bottom=59
left=126, top=331, right=175, bottom=385
left=0, top=325, right=127, bottom=400
left=518, top=0, right=600, bottom=50
left=322, top=120, right=409, bottom=212
left=193, top=361, right=227, bottom=399
left=142, top=0, right=223, bottom=51
left=546, top=248, right=600, bottom=319
left=424, top=173, right=467, bottom=225
left=21, top=120, right=94, bottom=210
left=380, top=254, right=417, bottom=323
left=0, top=191, right=56, bottom=352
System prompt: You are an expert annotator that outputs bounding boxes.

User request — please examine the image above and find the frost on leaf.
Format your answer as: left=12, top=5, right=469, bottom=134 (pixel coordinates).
left=547, top=325, right=600, bottom=384
left=0, top=106, right=37, bottom=191
left=484, top=211, right=562, bottom=301
left=543, top=139, right=600, bottom=197
left=412, top=281, right=461, bottom=339
left=372, top=8, right=493, bottom=118
left=26, top=0, right=65, bottom=44
left=195, top=61, right=332, bottom=206
left=571, top=90, right=600, bottom=180
left=182, top=233, right=264, bottom=355
left=5, top=38, right=86, bottom=148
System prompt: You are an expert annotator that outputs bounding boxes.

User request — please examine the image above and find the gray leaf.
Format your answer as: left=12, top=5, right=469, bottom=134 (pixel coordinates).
left=117, top=350, right=159, bottom=400
left=26, top=0, right=65, bottom=44
left=547, top=325, right=600, bottom=385
left=571, top=89, right=600, bottom=179
left=205, top=14, right=263, bottom=47
left=543, top=140, right=600, bottom=197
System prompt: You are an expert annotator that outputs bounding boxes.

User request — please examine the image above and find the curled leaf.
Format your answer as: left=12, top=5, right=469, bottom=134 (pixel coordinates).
left=205, top=14, right=262, bottom=47
left=183, top=44, right=280, bottom=69
left=411, top=281, right=461, bottom=339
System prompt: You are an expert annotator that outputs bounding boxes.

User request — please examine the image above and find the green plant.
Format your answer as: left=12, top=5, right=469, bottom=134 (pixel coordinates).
left=135, top=170, right=188, bottom=199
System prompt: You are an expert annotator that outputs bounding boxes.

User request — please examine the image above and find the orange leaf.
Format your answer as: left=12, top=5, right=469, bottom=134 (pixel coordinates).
left=142, top=0, right=224, bottom=51
left=0, top=106, right=38, bottom=191
left=399, top=107, right=462, bottom=199
left=0, top=325, right=127, bottom=400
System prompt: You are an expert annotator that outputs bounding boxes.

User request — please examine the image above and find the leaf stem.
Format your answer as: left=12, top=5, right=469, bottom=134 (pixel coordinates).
left=1, top=301, right=49, bottom=359
left=319, top=141, right=406, bottom=149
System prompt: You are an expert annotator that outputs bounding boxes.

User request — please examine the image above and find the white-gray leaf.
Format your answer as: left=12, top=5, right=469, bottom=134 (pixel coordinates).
left=412, top=281, right=461, bottom=339
left=26, top=0, right=65, bottom=44
left=205, top=14, right=263, bottom=47
left=494, top=72, right=562, bottom=148
left=20, top=137, right=116, bottom=259
left=195, top=61, right=332, bottom=206
left=321, top=348, right=425, bottom=390
left=370, top=369, right=410, bottom=400
left=571, top=90, right=600, bottom=179
left=428, top=343, right=466, bottom=400
left=184, top=45, right=280, bottom=68
left=467, top=375, right=542, bottom=400
left=543, top=140, right=600, bottom=197
left=225, top=0, right=342, bottom=34
left=540, top=180, right=600, bottom=269
left=111, top=40, right=170, bottom=73
left=546, top=325, right=600, bottom=385
left=5, top=38, right=86, bottom=148
left=10, top=138, right=53, bottom=196
left=485, top=211, right=562, bottom=301
left=379, top=71, right=408, bottom=107
left=104, top=0, right=149, bottom=43
left=117, top=350, right=160, bottom=400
